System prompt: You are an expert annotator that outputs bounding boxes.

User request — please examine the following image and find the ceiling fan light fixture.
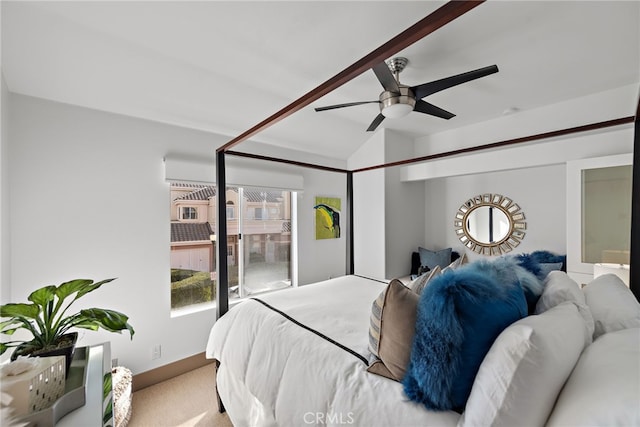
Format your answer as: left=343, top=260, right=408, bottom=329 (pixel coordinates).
left=381, top=103, right=413, bottom=118
left=379, top=86, right=416, bottom=119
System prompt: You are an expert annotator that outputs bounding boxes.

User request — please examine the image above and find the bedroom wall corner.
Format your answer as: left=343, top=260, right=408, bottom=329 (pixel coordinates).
left=384, top=130, right=425, bottom=279
left=350, top=129, right=426, bottom=280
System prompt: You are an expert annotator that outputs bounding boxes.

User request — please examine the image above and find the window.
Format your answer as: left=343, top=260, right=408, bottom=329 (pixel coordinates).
left=181, top=207, right=197, bottom=220
left=170, top=183, right=216, bottom=310
left=169, top=182, right=294, bottom=310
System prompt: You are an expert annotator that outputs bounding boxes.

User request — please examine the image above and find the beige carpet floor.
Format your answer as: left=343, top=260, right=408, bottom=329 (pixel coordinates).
left=128, top=363, right=233, bottom=427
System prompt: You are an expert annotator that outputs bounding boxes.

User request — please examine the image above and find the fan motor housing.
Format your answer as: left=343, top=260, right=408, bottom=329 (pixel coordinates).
left=379, top=86, right=416, bottom=111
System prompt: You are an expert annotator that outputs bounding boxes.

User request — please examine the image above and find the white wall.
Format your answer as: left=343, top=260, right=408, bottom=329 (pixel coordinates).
left=350, top=130, right=386, bottom=279
left=1, top=74, right=10, bottom=306
left=296, top=169, right=347, bottom=284
left=424, top=164, right=567, bottom=263
left=6, top=94, right=346, bottom=374
left=353, top=170, right=385, bottom=279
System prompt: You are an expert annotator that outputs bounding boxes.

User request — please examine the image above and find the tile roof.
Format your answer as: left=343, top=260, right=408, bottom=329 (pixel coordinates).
left=173, top=185, right=216, bottom=202
left=171, top=184, right=285, bottom=203
left=244, top=190, right=285, bottom=203
left=171, top=222, right=214, bottom=242
left=171, top=182, right=211, bottom=191
left=170, top=186, right=288, bottom=243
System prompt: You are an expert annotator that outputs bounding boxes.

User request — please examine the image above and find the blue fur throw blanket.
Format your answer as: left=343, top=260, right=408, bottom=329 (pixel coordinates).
left=478, top=256, right=545, bottom=314
left=402, top=262, right=528, bottom=412
left=514, top=250, right=566, bottom=311
left=516, top=250, right=567, bottom=279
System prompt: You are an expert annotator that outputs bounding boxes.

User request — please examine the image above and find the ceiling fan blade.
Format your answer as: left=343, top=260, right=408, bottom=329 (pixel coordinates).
left=414, top=100, right=455, bottom=120
left=314, top=101, right=380, bottom=112
left=411, top=65, right=499, bottom=100
left=366, top=113, right=385, bottom=132
left=372, top=62, right=400, bottom=93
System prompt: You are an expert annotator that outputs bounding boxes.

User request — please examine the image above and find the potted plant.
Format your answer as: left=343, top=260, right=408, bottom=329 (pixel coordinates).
left=0, top=278, right=134, bottom=373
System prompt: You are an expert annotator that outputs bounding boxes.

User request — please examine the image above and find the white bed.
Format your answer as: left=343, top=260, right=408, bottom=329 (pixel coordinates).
left=205, top=275, right=460, bottom=427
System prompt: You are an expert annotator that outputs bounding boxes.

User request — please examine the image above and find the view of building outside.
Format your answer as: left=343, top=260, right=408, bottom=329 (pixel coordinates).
left=169, top=182, right=292, bottom=309
left=582, top=165, right=632, bottom=264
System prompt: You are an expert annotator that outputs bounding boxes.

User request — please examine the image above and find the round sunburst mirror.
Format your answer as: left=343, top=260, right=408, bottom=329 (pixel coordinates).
left=454, top=193, right=526, bottom=256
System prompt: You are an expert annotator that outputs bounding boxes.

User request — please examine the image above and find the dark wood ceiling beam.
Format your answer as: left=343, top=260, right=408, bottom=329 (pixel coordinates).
left=226, top=116, right=634, bottom=174
left=353, top=116, right=635, bottom=173
left=226, top=150, right=348, bottom=174
left=217, top=0, right=485, bottom=153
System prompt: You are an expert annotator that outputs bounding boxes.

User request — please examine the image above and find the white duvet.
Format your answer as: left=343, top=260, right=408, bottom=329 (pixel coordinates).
left=206, top=275, right=460, bottom=427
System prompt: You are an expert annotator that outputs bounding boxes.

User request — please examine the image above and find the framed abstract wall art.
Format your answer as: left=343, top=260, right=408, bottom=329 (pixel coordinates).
left=314, top=196, right=341, bottom=239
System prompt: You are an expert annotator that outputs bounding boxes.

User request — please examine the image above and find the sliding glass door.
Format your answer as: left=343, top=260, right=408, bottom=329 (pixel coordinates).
left=228, top=186, right=293, bottom=300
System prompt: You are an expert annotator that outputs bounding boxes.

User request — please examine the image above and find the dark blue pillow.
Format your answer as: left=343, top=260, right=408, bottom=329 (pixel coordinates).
left=418, top=247, right=452, bottom=270
left=402, top=265, right=528, bottom=412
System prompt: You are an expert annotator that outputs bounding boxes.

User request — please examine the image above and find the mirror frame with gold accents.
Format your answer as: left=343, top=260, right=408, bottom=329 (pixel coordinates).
left=454, top=193, right=526, bottom=256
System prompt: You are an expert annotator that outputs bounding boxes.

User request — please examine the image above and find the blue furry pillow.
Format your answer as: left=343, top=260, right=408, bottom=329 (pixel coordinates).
left=476, top=257, right=544, bottom=314
left=402, top=265, right=528, bottom=412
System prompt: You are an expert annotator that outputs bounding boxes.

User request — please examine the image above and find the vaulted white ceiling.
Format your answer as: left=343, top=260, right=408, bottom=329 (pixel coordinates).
left=3, top=1, right=639, bottom=162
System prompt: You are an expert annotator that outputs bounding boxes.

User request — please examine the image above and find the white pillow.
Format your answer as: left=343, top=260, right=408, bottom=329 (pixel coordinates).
left=448, top=252, right=468, bottom=269
left=408, top=265, right=441, bottom=294
left=459, top=302, right=586, bottom=427
left=546, top=328, right=640, bottom=426
left=583, top=273, right=640, bottom=339
left=535, top=271, right=594, bottom=344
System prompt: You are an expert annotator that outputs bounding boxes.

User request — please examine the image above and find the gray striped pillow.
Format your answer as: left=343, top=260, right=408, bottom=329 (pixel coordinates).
left=367, top=279, right=420, bottom=381
left=368, top=287, right=386, bottom=357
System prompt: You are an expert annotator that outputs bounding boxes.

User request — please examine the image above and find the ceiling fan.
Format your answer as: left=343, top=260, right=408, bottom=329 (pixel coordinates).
left=315, top=57, right=499, bottom=132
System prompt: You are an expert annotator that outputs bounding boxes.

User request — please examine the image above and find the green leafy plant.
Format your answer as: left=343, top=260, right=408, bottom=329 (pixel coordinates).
left=0, top=278, right=134, bottom=358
